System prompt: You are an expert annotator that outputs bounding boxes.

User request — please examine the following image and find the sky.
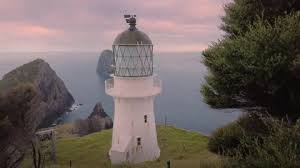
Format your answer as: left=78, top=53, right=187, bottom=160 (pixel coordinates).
left=0, top=0, right=230, bottom=53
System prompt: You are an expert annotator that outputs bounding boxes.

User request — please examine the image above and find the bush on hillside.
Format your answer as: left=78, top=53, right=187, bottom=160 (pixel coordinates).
left=73, top=117, right=111, bottom=136
left=211, top=116, right=300, bottom=167
left=208, top=120, right=243, bottom=154
left=209, top=114, right=270, bottom=155
left=73, top=119, right=90, bottom=136
left=228, top=118, right=300, bottom=168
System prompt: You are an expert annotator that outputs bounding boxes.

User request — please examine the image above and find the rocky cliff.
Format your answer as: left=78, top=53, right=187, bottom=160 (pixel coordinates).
left=88, top=102, right=113, bottom=129
left=96, top=49, right=115, bottom=77
left=0, top=59, right=74, bottom=128
left=0, top=59, right=74, bottom=168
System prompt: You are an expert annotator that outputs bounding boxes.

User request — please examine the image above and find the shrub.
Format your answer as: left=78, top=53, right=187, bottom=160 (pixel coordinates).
left=73, top=117, right=111, bottom=136
left=73, top=119, right=89, bottom=136
left=208, top=120, right=244, bottom=154
left=209, top=114, right=270, bottom=155
left=228, top=118, right=300, bottom=168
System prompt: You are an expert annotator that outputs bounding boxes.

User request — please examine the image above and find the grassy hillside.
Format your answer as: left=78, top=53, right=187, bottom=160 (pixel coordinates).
left=23, top=126, right=223, bottom=168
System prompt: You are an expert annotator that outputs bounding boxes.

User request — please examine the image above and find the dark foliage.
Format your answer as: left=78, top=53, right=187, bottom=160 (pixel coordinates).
left=202, top=0, right=300, bottom=119
left=210, top=115, right=300, bottom=167
left=208, top=114, right=269, bottom=155
left=222, top=0, right=300, bottom=37
left=228, top=118, right=300, bottom=168
left=0, top=84, right=40, bottom=168
left=73, top=119, right=90, bottom=136
left=206, top=1, right=300, bottom=166
left=73, top=103, right=112, bottom=136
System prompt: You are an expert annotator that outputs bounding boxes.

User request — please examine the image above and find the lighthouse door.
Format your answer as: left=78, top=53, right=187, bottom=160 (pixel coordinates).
left=126, top=151, right=130, bottom=161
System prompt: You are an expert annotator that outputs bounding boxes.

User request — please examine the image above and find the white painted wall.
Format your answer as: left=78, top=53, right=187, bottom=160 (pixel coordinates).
left=106, top=75, right=161, bottom=164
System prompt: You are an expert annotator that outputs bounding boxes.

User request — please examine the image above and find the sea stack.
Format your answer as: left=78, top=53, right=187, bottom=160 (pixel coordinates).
left=105, top=15, right=162, bottom=164
left=97, top=49, right=115, bottom=77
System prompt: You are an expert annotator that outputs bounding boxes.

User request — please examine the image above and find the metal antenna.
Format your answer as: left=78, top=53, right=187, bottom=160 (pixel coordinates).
left=124, top=14, right=137, bottom=31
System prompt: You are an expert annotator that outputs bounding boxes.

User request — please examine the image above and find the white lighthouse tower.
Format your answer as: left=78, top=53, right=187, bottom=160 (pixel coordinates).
left=105, top=15, right=161, bottom=164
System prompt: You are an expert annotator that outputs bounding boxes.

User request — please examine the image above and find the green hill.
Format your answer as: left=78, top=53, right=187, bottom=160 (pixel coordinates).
left=23, top=126, right=223, bottom=168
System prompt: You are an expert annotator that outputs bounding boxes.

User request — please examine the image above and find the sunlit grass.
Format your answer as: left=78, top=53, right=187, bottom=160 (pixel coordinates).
left=23, top=125, right=223, bottom=168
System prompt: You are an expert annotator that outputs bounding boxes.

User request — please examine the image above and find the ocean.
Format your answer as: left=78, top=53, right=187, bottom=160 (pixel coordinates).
left=0, top=52, right=241, bottom=135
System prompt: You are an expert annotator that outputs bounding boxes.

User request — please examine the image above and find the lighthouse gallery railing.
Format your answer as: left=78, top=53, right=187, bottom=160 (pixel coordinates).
left=105, top=78, right=114, bottom=91
left=105, top=77, right=161, bottom=92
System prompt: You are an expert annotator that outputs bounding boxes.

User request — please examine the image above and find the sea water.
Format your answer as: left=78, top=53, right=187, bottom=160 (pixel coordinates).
left=0, top=52, right=241, bottom=135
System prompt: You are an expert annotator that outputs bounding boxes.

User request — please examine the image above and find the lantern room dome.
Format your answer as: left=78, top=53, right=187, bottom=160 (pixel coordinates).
left=113, top=29, right=152, bottom=45
left=112, top=15, right=154, bottom=77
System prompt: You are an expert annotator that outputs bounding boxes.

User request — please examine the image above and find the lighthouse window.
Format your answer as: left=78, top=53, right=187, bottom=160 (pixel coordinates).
left=137, top=137, right=141, bottom=145
left=144, top=115, right=148, bottom=123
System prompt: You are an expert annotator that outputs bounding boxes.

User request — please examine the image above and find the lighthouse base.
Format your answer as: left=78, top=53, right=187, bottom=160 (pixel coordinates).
left=109, top=137, right=160, bottom=164
left=106, top=75, right=161, bottom=165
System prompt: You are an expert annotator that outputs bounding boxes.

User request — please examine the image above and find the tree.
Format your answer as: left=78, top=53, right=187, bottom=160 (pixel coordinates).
left=0, top=84, right=40, bottom=168
left=202, top=0, right=300, bottom=120
left=221, top=0, right=300, bottom=37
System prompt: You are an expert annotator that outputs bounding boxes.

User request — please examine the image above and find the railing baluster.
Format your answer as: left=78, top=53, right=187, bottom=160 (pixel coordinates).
left=153, top=76, right=161, bottom=88
left=105, top=78, right=114, bottom=91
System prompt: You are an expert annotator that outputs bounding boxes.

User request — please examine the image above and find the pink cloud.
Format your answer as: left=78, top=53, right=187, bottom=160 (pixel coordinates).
left=0, top=21, right=62, bottom=37
left=20, top=25, right=61, bottom=36
left=156, top=43, right=208, bottom=53
left=0, top=0, right=229, bottom=52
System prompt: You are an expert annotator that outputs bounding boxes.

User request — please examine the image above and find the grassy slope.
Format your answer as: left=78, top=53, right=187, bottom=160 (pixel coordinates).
left=23, top=126, right=222, bottom=168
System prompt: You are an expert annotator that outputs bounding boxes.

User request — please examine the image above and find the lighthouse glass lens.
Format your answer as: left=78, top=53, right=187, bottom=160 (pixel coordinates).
left=113, top=45, right=153, bottom=77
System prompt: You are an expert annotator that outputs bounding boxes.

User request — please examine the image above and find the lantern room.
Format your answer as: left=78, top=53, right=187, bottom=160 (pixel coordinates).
left=113, top=15, right=153, bottom=77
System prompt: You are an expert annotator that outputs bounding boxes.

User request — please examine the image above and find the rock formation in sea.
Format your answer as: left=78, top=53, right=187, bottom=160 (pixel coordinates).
left=0, top=59, right=74, bottom=128
left=0, top=59, right=74, bottom=168
left=96, top=49, right=115, bottom=77
left=73, top=102, right=113, bottom=136
left=88, top=102, right=113, bottom=129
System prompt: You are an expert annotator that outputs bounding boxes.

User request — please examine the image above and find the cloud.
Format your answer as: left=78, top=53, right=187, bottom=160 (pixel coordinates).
left=0, top=0, right=228, bottom=52
left=6, top=23, right=62, bottom=37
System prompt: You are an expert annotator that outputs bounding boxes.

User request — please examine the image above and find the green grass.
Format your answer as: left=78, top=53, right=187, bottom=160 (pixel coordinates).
left=23, top=126, right=223, bottom=168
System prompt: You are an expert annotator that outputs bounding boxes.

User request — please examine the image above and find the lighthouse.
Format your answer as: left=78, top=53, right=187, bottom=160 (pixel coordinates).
left=105, top=15, right=161, bottom=164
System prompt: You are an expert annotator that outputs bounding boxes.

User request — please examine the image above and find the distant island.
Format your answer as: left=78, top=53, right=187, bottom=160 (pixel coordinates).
left=97, top=50, right=115, bottom=77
